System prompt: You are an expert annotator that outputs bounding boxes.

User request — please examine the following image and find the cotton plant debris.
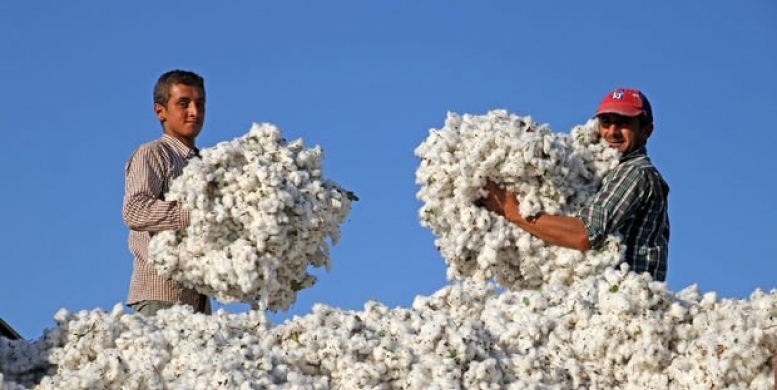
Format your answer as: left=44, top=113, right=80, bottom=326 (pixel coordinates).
left=3, top=111, right=776, bottom=390
left=148, top=123, right=353, bottom=310
left=415, top=110, right=622, bottom=289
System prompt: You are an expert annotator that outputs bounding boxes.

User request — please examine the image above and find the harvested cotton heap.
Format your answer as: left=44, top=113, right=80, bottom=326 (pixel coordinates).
left=148, top=123, right=353, bottom=310
left=415, top=110, right=623, bottom=289
left=2, top=270, right=776, bottom=390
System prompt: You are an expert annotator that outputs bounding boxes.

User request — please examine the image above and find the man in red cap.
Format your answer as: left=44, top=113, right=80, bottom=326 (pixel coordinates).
left=481, top=87, right=670, bottom=281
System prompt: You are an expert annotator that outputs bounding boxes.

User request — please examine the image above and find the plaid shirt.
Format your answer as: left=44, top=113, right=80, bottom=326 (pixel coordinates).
left=123, top=134, right=206, bottom=308
left=576, top=147, right=670, bottom=281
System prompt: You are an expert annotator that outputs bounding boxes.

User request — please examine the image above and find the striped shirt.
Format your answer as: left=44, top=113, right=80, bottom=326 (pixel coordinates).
left=123, top=134, right=206, bottom=308
left=576, top=147, right=670, bottom=281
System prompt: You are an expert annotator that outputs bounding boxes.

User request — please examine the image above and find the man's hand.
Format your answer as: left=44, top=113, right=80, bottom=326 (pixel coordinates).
left=479, top=180, right=522, bottom=223
left=477, top=180, right=590, bottom=251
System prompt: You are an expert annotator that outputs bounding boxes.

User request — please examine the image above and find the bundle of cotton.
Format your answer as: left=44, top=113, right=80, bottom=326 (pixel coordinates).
left=2, top=275, right=776, bottom=390
left=415, top=110, right=622, bottom=289
left=149, top=123, right=353, bottom=310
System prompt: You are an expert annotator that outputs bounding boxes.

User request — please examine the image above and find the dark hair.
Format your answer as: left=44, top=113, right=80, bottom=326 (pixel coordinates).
left=637, top=91, right=653, bottom=125
left=153, top=70, right=205, bottom=106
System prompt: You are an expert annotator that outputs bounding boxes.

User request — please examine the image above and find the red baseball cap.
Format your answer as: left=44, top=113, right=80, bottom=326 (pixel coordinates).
left=594, top=88, right=653, bottom=123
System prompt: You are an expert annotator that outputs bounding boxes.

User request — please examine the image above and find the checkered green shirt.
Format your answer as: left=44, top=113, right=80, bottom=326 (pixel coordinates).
left=577, top=148, right=670, bottom=281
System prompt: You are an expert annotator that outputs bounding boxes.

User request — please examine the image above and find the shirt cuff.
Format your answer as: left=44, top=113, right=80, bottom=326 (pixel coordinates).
left=179, top=207, right=190, bottom=230
left=577, top=209, right=605, bottom=249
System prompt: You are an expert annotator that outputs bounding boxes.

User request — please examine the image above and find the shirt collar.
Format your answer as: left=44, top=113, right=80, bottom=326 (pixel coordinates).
left=161, top=134, right=199, bottom=158
left=621, top=147, right=647, bottom=162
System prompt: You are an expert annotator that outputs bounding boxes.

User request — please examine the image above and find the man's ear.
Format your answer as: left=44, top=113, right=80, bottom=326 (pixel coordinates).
left=642, top=122, right=654, bottom=139
left=154, top=102, right=166, bottom=123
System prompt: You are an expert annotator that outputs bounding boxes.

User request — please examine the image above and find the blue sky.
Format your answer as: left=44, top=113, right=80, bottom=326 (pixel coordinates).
left=1, top=2, right=775, bottom=340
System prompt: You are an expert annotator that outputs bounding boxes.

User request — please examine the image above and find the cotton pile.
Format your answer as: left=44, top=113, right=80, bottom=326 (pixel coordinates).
left=2, top=273, right=776, bottom=390
left=2, top=111, right=776, bottom=390
left=415, top=110, right=622, bottom=289
left=148, top=123, right=353, bottom=310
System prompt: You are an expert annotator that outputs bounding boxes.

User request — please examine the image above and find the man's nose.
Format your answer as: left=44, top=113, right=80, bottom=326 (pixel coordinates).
left=602, top=124, right=619, bottom=136
left=187, top=103, right=201, bottom=116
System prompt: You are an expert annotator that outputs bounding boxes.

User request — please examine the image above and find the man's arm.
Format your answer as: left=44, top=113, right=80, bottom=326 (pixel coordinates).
left=122, top=144, right=189, bottom=232
left=481, top=181, right=590, bottom=251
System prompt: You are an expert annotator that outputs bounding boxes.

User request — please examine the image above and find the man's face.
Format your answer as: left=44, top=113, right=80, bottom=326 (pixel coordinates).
left=597, top=114, right=653, bottom=155
left=155, top=83, right=205, bottom=147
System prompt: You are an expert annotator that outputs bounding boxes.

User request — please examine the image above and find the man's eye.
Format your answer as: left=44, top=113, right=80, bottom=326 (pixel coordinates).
left=601, top=118, right=625, bottom=126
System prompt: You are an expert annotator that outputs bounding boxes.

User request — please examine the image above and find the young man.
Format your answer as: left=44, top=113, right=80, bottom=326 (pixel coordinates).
left=481, top=88, right=670, bottom=281
left=122, top=70, right=211, bottom=316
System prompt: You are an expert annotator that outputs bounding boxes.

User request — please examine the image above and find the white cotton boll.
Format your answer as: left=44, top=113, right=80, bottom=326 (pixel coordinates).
left=518, top=192, right=542, bottom=217
left=665, top=301, right=690, bottom=322
left=701, top=291, right=718, bottom=309
left=599, top=292, right=632, bottom=314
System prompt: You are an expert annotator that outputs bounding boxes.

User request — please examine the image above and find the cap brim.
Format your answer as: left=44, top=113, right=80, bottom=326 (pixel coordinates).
left=595, top=103, right=644, bottom=117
